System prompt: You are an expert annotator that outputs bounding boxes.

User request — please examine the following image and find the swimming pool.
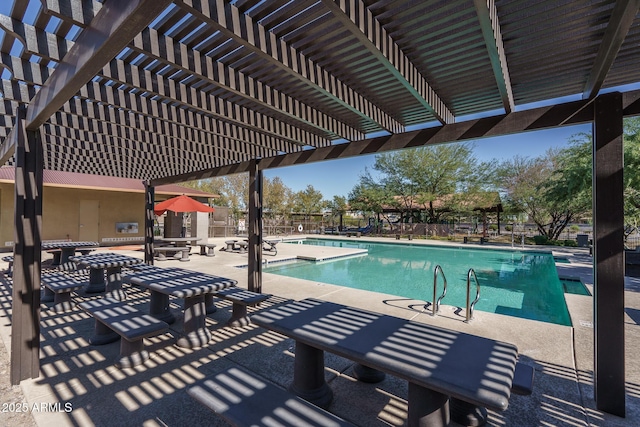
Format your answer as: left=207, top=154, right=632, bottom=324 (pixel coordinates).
left=263, top=238, right=572, bottom=326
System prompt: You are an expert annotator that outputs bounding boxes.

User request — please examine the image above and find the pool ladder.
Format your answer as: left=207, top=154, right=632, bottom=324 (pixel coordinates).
left=430, top=265, right=481, bottom=322
left=431, top=265, right=448, bottom=315
left=465, top=268, right=481, bottom=322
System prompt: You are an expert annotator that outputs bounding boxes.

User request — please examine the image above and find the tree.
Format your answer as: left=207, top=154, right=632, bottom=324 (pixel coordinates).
left=372, top=144, right=478, bottom=223
left=292, top=185, right=325, bottom=220
left=180, top=174, right=248, bottom=221
left=263, top=176, right=293, bottom=220
left=496, top=151, right=570, bottom=239
left=348, top=168, right=396, bottom=228
left=326, top=195, right=348, bottom=230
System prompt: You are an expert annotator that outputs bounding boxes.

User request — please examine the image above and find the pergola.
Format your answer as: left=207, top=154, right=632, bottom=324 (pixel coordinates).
left=1, top=0, right=639, bottom=418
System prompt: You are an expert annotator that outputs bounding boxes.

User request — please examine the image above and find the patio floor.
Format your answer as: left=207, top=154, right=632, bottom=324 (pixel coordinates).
left=0, top=235, right=638, bottom=426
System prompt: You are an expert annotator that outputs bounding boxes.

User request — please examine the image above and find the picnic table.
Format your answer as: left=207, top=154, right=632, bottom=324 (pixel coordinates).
left=252, top=298, right=523, bottom=427
left=123, top=267, right=237, bottom=348
left=43, top=241, right=99, bottom=266
left=69, top=252, right=143, bottom=299
left=156, top=237, right=202, bottom=247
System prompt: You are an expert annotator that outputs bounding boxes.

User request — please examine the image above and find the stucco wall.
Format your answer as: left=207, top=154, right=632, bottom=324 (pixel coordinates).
left=0, top=183, right=146, bottom=248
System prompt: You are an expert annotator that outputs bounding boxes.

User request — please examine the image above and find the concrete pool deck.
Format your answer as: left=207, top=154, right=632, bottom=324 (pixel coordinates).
left=0, top=235, right=638, bottom=426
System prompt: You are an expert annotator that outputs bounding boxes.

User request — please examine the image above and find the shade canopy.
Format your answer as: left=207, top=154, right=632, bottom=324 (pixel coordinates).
left=154, top=195, right=215, bottom=216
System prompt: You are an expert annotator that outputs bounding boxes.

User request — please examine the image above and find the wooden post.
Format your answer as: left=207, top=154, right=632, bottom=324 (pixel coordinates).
left=593, top=92, right=625, bottom=416
left=144, top=182, right=155, bottom=265
left=11, top=105, right=43, bottom=384
left=248, top=159, right=263, bottom=293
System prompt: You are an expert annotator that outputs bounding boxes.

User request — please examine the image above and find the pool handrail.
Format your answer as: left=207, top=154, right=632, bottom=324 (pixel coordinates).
left=432, top=265, right=447, bottom=316
left=465, top=268, right=481, bottom=322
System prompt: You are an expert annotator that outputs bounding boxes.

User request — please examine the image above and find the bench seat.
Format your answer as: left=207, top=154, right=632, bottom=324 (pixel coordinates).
left=511, top=363, right=535, bottom=396
left=198, top=243, right=217, bottom=256
left=213, top=287, right=270, bottom=327
left=41, top=272, right=87, bottom=313
left=154, top=246, right=190, bottom=262
left=188, top=366, right=355, bottom=427
left=78, top=297, right=169, bottom=368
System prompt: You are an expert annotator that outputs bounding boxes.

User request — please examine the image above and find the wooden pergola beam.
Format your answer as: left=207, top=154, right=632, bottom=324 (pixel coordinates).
left=151, top=94, right=604, bottom=186
left=130, top=28, right=364, bottom=141
left=178, top=0, right=405, bottom=134
left=26, top=0, right=174, bottom=129
left=583, top=0, right=640, bottom=99
left=320, top=0, right=454, bottom=124
left=0, top=20, right=326, bottom=149
left=473, top=0, right=515, bottom=113
left=39, top=0, right=103, bottom=28
left=0, top=53, right=308, bottom=156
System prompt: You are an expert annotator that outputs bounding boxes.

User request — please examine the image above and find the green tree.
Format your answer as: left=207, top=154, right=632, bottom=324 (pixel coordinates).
left=292, top=185, right=325, bottom=220
left=496, top=151, right=572, bottom=239
left=263, top=176, right=293, bottom=220
left=326, top=195, right=348, bottom=230
left=348, top=169, right=395, bottom=227
left=180, top=175, right=248, bottom=221
left=372, top=144, right=478, bottom=223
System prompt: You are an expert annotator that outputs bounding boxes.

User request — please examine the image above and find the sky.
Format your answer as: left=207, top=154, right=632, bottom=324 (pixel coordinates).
left=263, top=123, right=592, bottom=200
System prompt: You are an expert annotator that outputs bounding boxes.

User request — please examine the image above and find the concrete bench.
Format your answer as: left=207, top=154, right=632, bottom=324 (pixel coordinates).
left=511, top=363, right=535, bottom=396
left=236, top=241, right=248, bottom=253
left=198, top=243, right=217, bottom=257
left=223, top=240, right=237, bottom=251
left=213, top=287, right=270, bottom=327
left=78, top=297, right=169, bottom=368
left=188, top=366, right=356, bottom=427
left=41, top=271, right=87, bottom=313
left=2, top=255, right=13, bottom=276
left=154, top=246, right=190, bottom=262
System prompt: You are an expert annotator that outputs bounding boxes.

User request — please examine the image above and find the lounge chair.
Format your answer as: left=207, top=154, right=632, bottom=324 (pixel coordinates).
left=262, top=240, right=278, bottom=256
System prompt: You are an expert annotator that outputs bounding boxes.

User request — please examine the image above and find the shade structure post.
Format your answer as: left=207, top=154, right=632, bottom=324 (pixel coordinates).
left=11, top=104, right=43, bottom=384
left=248, top=159, right=263, bottom=293
left=144, top=182, right=155, bottom=265
left=593, top=91, right=625, bottom=417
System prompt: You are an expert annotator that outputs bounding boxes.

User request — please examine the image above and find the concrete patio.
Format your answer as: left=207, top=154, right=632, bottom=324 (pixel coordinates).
left=0, top=236, right=638, bottom=426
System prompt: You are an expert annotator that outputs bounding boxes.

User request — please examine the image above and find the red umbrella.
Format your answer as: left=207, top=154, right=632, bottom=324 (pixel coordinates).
left=154, top=195, right=215, bottom=215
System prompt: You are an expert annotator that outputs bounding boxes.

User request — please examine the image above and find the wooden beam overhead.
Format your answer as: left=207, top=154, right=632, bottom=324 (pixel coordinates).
left=178, top=0, right=406, bottom=134
left=0, top=49, right=303, bottom=154
left=0, top=19, right=331, bottom=148
left=150, top=92, right=616, bottom=186
left=473, top=0, right=515, bottom=113
left=25, top=0, right=174, bottom=130
left=130, top=28, right=364, bottom=141
left=583, top=0, right=640, bottom=100
left=319, top=0, right=454, bottom=124
left=39, top=0, right=103, bottom=28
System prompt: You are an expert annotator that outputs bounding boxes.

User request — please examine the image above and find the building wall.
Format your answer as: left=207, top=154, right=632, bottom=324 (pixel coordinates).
left=0, top=183, right=146, bottom=248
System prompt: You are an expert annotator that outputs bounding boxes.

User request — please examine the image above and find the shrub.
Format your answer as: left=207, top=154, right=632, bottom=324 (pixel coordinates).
left=505, top=225, right=513, bottom=232
left=564, top=239, right=578, bottom=247
left=533, top=235, right=549, bottom=245
left=489, top=224, right=498, bottom=231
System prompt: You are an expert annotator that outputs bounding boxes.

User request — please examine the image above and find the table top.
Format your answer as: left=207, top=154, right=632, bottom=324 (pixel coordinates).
left=251, top=298, right=519, bottom=412
left=42, top=241, right=99, bottom=250
left=156, top=237, right=202, bottom=243
left=123, top=267, right=236, bottom=298
left=69, top=253, right=143, bottom=269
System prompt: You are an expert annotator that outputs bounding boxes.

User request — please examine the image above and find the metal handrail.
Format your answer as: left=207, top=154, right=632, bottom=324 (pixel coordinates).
left=465, top=268, right=481, bottom=322
left=432, top=265, right=447, bottom=316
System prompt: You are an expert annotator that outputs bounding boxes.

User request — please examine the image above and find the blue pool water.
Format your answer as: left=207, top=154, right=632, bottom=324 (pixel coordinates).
left=263, top=238, right=572, bottom=326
